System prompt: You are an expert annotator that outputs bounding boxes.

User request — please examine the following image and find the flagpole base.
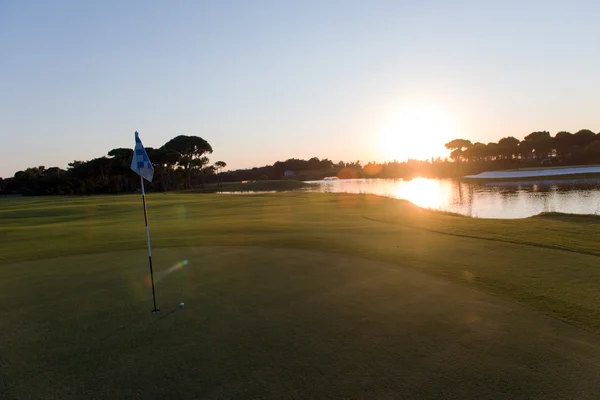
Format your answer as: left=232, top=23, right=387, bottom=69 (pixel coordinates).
left=151, top=309, right=160, bottom=313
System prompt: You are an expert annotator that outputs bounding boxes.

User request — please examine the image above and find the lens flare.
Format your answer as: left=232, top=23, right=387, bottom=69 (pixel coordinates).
left=178, top=204, right=187, bottom=220
left=146, top=259, right=189, bottom=287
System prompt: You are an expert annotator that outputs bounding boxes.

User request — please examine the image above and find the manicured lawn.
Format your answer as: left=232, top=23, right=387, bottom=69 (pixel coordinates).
left=1, top=193, right=600, bottom=399
left=186, top=179, right=315, bottom=193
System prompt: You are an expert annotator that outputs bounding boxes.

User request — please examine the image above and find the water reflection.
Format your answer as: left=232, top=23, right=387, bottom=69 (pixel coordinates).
left=307, top=178, right=600, bottom=219
left=392, top=178, right=444, bottom=210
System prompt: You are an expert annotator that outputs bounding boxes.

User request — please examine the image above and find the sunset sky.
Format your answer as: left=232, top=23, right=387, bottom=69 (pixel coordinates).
left=1, top=0, right=599, bottom=177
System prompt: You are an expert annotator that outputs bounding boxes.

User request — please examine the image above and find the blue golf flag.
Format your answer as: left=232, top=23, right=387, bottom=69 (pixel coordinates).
left=131, top=131, right=159, bottom=312
left=131, top=131, right=154, bottom=182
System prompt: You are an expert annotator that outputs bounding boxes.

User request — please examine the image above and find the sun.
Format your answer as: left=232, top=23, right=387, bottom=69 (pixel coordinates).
left=379, top=106, right=457, bottom=161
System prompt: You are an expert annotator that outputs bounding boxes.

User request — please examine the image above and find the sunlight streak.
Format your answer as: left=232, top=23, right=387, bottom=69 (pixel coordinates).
left=145, top=259, right=190, bottom=287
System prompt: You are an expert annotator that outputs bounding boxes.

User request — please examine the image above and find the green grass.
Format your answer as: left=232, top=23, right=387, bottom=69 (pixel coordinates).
left=186, top=180, right=316, bottom=193
left=2, top=193, right=600, bottom=398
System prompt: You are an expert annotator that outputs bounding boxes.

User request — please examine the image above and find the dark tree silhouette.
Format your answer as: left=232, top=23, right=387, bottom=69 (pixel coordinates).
left=107, top=148, right=134, bottom=193
left=584, top=140, right=600, bottom=163
left=574, top=129, right=596, bottom=147
left=522, top=131, right=552, bottom=159
left=213, top=161, right=227, bottom=190
left=467, top=142, right=487, bottom=163
left=4, top=127, right=600, bottom=197
left=498, top=137, right=520, bottom=160
left=554, top=131, right=574, bottom=158
left=163, top=135, right=213, bottom=189
left=445, top=139, right=472, bottom=162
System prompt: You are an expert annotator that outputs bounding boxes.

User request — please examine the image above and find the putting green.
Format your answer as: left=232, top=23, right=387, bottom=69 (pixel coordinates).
left=2, top=247, right=599, bottom=399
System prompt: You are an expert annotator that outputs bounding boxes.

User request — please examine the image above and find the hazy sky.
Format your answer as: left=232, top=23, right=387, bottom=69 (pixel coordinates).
left=1, top=0, right=599, bottom=177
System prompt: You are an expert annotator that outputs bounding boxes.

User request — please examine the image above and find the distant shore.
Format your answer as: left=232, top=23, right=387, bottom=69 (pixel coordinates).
left=464, top=165, right=600, bottom=181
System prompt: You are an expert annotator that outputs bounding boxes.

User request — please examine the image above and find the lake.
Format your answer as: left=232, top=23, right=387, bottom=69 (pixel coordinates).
left=305, top=178, right=600, bottom=219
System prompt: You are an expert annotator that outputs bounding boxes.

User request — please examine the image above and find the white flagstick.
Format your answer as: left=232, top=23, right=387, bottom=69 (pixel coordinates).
left=140, top=175, right=159, bottom=313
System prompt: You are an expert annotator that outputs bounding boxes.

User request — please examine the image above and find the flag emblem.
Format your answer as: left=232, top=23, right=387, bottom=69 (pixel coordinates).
left=131, top=131, right=154, bottom=182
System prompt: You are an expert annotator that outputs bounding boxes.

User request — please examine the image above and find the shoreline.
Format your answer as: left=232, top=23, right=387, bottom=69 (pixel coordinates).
left=464, top=166, right=600, bottom=181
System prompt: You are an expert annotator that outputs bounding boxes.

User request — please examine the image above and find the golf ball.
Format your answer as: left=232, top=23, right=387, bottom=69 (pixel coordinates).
left=180, top=302, right=185, bottom=307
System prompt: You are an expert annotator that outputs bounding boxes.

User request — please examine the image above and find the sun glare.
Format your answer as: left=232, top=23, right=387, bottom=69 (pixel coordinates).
left=379, top=106, right=456, bottom=161
left=392, top=178, right=444, bottom=209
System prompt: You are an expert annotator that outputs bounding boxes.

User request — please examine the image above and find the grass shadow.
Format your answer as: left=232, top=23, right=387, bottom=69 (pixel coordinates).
left=153, top=305, right=183, bottom=322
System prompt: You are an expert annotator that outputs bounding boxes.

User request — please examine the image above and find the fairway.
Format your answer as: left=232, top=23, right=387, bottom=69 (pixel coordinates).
left=2, top=193, right=600, bottom=398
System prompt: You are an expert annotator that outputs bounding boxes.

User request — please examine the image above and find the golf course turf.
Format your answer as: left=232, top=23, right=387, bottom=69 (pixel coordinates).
left=1, top=192, right=600, bottom=399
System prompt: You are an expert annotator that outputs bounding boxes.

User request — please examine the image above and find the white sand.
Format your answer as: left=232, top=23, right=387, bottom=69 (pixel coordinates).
left=465, top=166, right=600, bottom=179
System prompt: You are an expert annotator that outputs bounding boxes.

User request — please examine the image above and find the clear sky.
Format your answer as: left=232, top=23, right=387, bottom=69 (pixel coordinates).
left=1, top=0, right=599, bottom=177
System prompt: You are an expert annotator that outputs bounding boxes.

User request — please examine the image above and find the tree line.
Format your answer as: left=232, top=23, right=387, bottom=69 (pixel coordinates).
left=218, top=158, right=339, bottom=182
left=2, top=128, right=600, bottom=195
left=0, top=135, right=223, bottom=196
left=251, top=128, right=600, bottom=180
left=444, top=129, right=600, bottom=165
